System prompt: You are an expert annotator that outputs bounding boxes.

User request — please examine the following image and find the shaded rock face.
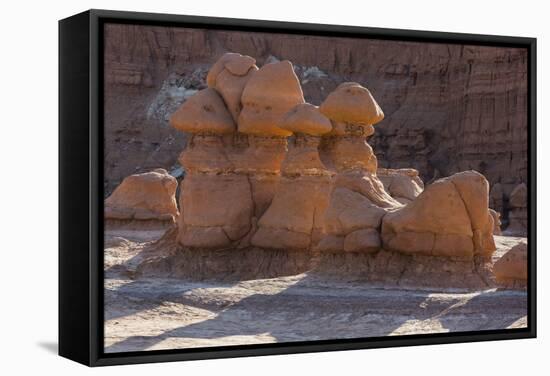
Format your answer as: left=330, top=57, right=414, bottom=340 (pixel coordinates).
left=179, top=174, right=254, bottom=248
left=251, top=176, right=331, bottom=250
left=489, top=183, right=504, bottom=214
left=505, top=183, right=528, bottom=236
left=489, top=209, right=503, bottom=235
left=103, top=24, right=528, bottom=232
left=104, top=169, right=178, bottom=224
left=319, top=188, right=386, bottom=253
left=377, top=168, right=424, bottom=204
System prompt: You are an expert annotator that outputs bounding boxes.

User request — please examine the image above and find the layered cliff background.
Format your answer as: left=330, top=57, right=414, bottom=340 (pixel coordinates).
left=103, top=23, right=528, bottom=228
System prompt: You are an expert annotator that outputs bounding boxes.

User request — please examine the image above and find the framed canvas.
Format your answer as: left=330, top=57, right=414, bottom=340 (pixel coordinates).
left=59, top=9, right=537, bottom=366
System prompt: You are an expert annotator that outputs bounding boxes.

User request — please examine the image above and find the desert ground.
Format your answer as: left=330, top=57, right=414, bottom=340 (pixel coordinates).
left=104, top=229, right=527, bottom=353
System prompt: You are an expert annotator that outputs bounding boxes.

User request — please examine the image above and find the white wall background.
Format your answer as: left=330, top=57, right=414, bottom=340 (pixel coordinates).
left=0, top=0, right=546, bottom=374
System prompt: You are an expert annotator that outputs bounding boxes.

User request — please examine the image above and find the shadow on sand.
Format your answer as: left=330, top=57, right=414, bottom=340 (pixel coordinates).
left=102, top=228, right=527, bottom=353
left=104, top=272, right=527, bottom=353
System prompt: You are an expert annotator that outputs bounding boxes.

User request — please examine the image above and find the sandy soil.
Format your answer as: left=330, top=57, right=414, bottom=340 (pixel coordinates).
left=104, top=230, right=528, bottom=353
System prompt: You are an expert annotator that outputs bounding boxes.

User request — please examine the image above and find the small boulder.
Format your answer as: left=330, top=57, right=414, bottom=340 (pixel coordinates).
left=493, top=241, right=527, bottom=283
left=105, top=169, right=178, bottom=222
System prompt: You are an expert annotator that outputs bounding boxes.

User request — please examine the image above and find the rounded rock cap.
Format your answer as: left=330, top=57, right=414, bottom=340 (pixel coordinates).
left=238, top=60, right=305, bottom=137
left=279, top=103, right=332, bottom=136
left=170, top=88, right=236, bottom=134
left=207, top=52, right=257, bottom=87
left=320, top=82, right=384, bottom=125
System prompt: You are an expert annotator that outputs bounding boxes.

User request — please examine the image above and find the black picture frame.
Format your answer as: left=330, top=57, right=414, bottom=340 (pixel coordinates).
left=59, top=9, right=537, bottom=367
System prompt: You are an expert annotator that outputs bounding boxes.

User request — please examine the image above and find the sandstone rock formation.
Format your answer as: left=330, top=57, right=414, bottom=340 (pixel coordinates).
left=103, top=24, right=528, bottom=223
left=104, top=169, right=178, bottom=225
left=169, top=75, right=254, bottom=248
left=493, top=241, right=527, bottom=287
left=319, top=83, right=401, bottom=210
left=320, top=82, right=384, bottom=134
left=251, top=103, right=332, bottom=249
left=178, top=174, right=254, bottom=248
left=382, top=171, right=496, bottom=260
left=170, top=88, right=236, bottom=135
left=320, top=83, right=381, bottom=171
left=137, top=53, right=510, bottom=289
left=238, top=60, right=305, bottom=136
left=506, top=183, right=528, bottom=236
left=172, top=54, right=305, bottom=249
left=206, top=52, right=258, bottom=122
left=318, top=188, right=386, bottom=253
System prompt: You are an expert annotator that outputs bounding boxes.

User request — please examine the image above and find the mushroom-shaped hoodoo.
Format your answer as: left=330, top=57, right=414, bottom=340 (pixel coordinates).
left=170, top=88, right=236, bottom=174
left=318, top=82, right=384, bottom=173
left=320, top=82, right=384, bottom=136
left=279, top=103, right=332, bottom=176
left=318, top=82, right=401, bottom=212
